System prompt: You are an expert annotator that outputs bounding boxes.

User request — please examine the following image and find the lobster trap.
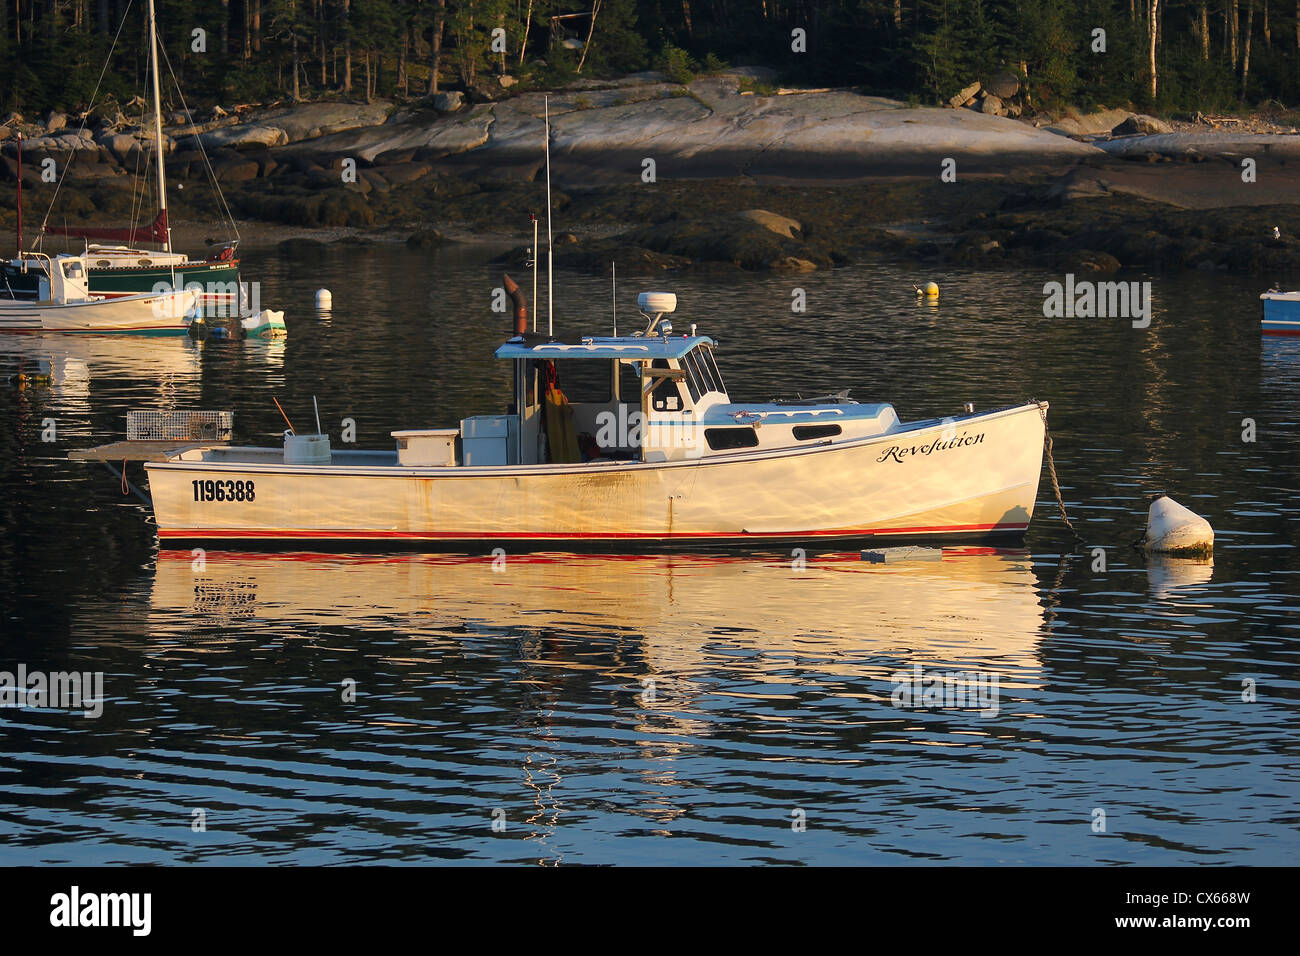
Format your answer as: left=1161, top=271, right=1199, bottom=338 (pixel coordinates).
left=126, top=410, right=234, bottom=442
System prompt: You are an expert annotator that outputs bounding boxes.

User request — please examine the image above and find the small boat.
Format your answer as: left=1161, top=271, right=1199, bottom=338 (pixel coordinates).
left=0, top=253, right=196, bottom=334
left=1260, top=291, right=1300, bottom=335
left=137, top=289, right=1048, bottom=548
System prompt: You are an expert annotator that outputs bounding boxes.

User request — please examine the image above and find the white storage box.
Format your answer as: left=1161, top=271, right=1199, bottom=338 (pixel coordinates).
left=392, top=428, right=459, bottom=467
left=461, top=415, right=518, bottom=466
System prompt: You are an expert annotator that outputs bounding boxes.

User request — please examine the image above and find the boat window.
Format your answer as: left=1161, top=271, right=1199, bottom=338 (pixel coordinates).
left=687, top=350, right=719, bottom=397
left=96, top=260, right=111, bottom=267
left=705, top=427, right=760, bottom=450
left=793, top=424, right=841, bottom=441
left=551, top=359, right=612, bottom=403
left=617, top=360, right=640, bottom=402
left=702, top=348, right=726, bottom=395
left=648, top=359, right=685, bottom=412
left=62, top=261, right=84, bottom=278
left=680, top=353, right=704, bottom=402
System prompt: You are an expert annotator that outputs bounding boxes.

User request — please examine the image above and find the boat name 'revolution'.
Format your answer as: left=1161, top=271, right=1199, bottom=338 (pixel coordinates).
left=876, top=431, right=985, bottom=464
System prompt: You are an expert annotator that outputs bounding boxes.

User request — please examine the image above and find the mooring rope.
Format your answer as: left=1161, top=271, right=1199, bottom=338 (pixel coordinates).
left=1036, top=403, right=1086, bottom=546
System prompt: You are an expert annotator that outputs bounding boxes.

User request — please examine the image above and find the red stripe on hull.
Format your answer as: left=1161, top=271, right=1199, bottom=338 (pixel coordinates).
left=159, top=521, right=1029, bottom=542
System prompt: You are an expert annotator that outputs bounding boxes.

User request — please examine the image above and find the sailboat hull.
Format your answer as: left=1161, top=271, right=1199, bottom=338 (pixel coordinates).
left=144, top=402, right=1048, bottom=549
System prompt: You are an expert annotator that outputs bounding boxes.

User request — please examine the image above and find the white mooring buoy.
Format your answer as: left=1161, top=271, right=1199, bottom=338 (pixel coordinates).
left=315, top=288, right=333, bottom=310
left=1144, top=495, right=1214, bottom=557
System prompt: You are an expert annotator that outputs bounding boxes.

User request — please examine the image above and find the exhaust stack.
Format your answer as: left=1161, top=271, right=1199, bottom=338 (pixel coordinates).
left=503, top=274, right=528, bottom=336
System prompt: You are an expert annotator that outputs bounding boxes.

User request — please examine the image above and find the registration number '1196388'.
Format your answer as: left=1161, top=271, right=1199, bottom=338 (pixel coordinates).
left=192, top=479, right=256, bottom=502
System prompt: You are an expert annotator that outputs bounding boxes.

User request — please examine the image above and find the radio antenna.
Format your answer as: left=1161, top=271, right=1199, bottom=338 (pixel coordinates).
left=544, top=96, right=554, bottom=338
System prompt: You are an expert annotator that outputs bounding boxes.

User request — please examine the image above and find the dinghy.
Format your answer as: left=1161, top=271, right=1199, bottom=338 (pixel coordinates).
left=138, top=290, right=1048, bottom=548
left=0, top=253, right=196, bottom=334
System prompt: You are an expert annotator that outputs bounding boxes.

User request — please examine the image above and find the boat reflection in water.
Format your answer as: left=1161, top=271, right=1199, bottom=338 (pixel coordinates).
left=143, top=548, right=1051, bottom=860
left=151, top=548, right=1049, bottom=687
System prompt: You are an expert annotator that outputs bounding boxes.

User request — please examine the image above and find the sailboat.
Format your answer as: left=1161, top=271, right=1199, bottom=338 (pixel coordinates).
left=1, top=0, right=241, bottom=310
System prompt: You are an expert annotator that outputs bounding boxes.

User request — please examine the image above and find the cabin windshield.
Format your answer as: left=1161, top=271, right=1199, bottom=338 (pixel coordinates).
left=678, top=346, right=726, bottom=402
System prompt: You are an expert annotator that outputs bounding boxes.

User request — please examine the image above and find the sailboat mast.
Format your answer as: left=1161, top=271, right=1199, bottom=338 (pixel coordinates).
left=15, top=132, right=22, bottom=256
left=147, top=0, right=171, bottom=254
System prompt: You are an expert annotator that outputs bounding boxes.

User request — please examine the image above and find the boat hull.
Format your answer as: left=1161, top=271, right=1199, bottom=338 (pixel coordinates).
left=145, top=402, right=1048, bottom=549
left=2, top=259, right=240, bottom=308
left=0, top=289, right=197, bottom=334
left=1261, top=292, right=1300, bottom=335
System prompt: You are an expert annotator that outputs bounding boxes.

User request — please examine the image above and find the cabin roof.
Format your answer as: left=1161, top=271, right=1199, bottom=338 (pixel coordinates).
left=494, top=334, right=716, bottom=361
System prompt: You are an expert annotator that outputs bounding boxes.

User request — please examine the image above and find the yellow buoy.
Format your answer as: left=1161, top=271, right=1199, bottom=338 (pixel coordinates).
left=922, top=281, right=939, bottom=298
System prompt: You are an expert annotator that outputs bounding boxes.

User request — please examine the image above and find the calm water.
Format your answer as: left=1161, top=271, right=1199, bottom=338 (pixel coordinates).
left=1, top=243, right=1297, bottom=865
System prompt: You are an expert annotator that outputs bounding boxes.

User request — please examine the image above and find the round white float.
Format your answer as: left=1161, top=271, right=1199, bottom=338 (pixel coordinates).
left=315, top=288, right=333, bottom=310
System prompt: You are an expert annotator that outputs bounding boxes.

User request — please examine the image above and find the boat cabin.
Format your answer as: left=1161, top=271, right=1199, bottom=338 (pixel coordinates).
left=20, top=254, right=96, bottom=305
left=167, top=293, right=903, bottom=472
left=447, top=292, right=902, bottom=467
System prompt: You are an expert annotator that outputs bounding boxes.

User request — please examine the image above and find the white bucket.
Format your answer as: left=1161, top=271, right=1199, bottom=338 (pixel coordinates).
left=284, top=431, right=331, bottom=464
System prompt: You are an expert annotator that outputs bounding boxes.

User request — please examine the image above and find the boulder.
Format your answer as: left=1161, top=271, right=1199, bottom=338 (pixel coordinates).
left=198, top=124, right=289, bottom=151
left=770, top=256, right=818, bottom=272
left=213, top=157, right=260, bottom=182
left=432, top=91, right=465, bottom=113
left=947, top=81, right=980, bottom=109
left=984, top=73, right=1020, bottom=100
left=979, top=94, right=1005, bottom=116
left=378, top=161, right=432, bottom=184
left=96, top=131, right=141, bottom=163
left=406, top=229, right=447, bottom=248
left=620, top=212, right=831, bottom=272
left=498, top=75, right=517, bottom=89
left=45, top=111, right=68, bottom=133
left=735, top=209, right=802, bottom=239
left=1112, top=114, right=1172, bottom=136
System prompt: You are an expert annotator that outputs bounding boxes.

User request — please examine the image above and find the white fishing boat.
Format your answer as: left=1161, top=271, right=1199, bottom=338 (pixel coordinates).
left=0, top=253, right=196, bottom=334
left=134, top=287, right=1048, bottom=547
left=99, top=100, right=1048, bottom=549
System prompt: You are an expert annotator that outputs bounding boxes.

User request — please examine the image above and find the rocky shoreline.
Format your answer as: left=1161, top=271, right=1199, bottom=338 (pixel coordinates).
left=4, top=71, right=1300, bottom=278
